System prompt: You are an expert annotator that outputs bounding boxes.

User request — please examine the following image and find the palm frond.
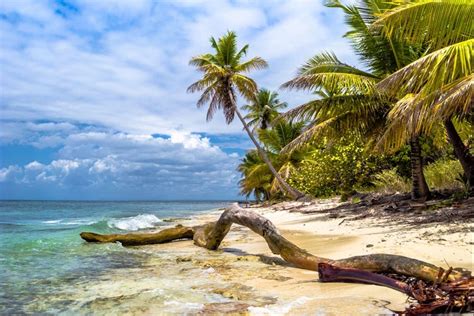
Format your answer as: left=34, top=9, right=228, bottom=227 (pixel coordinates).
left=281, top=52, right=378, bottom=94
left=297, top=52, right=378, bottom=78
left=280, top=94, right=384, bottom=123
left=326, top=0, right=404, bottom=75
left=186, top=75, right=217, bottom=93
left=235, top=44, right=249, bottom=61
left=282, top=72, right=377, bottom=94
left=235, top=57, right=268, bottom=73
left=376, top=93, right=433, bottom=152
left=377, top=75, right=473, bottom=151
left=258, top=121, right=305, bottom=153
left=377, top=39, right=474, bottom=96
left=270, top=162, right=296, bottom=194
left=280, top=116, right=342, bottom=154
left=434, top=74, right=474, bottom=120
left=244, top=88, right=288, bottom=130
left=195, top=82, right=218, bottom=108
left=374, top=0, right=474, bottom=51
left=233, top=74, right=258, bottom=101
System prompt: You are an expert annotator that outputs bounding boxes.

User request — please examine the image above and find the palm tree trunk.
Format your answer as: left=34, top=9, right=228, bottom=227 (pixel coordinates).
left=444, top=119, right=474, bottom=192
left=409, top=137, right=431, bottom=201
left=233, top=107, right=305, bottom=200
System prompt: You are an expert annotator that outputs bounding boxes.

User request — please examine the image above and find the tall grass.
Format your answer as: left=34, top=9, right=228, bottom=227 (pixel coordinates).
left=372, top=169, right=411, bottom=194
left=424, top=159, right=464, bottom=190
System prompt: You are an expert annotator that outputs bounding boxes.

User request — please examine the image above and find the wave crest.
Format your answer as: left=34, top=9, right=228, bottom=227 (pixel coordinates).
left=108, top=214, right=162, bottom=231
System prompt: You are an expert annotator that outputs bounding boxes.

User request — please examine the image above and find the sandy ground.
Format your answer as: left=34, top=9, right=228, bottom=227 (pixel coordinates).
left=150, top=198, right=473, bottom=315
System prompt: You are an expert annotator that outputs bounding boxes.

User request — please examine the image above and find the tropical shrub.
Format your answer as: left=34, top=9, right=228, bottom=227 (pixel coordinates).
left=289, top=135, right=384, bottom=197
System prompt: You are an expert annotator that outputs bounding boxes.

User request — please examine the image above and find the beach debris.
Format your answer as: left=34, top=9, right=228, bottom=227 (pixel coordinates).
left=318, top=263, right=473, bottom=315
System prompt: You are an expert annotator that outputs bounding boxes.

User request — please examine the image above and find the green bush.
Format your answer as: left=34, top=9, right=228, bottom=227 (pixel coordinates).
left=289, top=136, right=384, bottom=197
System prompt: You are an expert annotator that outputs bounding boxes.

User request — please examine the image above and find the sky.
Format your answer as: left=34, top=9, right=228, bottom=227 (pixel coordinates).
left=0, top=0, right=358, bottom=200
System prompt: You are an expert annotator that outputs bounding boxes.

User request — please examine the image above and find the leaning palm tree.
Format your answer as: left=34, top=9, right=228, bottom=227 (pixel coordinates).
left=372, top=0, right=474, bottom=190
left=187, top=31, right=305, bottom=200
left=238, top=120, right=309, bottom=200
left=281, top=0, right=431, bottom=200
left=238, top=150, right=271, bottom=202
left=242, top=88, right=288, bottom=130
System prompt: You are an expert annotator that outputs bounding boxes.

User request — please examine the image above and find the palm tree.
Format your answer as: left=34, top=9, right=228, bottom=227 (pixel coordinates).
left=187, top=31, right=305, bottom=200
left=258, top=120, right=309, bottom=195
left=242, top=88, right=288, bottom=130
left=238, top=120, right=308, bottom=200
left=238, top=150, right=271, bottom=202
left=372, top=0, right=474, bottom=190
left=281, top=0, right=431, bottom=200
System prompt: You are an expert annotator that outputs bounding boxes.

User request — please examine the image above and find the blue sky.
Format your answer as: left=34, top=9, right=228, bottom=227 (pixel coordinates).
left=0, top=0, right=357, bottom=200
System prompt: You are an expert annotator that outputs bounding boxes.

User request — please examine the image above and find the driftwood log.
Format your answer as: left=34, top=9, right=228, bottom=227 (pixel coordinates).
left=80, top=203, right=473, bottom=313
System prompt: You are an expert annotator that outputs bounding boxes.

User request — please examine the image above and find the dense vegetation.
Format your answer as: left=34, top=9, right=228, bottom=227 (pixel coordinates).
left=189, top=0, right=473, bottom=202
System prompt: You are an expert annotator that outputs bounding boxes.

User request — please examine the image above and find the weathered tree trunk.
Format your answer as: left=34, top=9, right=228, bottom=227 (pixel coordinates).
left=444, top=119, right=474, bottom=192
left=81, top=204, right=465, bottom=283
left=410, top=137, right=431, bottom=201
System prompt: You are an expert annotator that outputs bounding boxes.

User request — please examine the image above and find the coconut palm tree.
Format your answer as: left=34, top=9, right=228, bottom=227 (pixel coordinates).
left=373, top=0, right=474, bottom=190
left=242, top=88, right=288, bottom=130
left=238, top=150, right=271, bottom=202
left=281, top=0, right=431, bottom=200
left=238, top=120, right=308, bottom=200
left=187, top=31, right=305, bottom=200
left=258, top=120, right=308, bottom=195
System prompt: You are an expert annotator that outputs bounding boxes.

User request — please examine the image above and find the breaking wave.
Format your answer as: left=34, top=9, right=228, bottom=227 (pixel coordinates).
left=107, top=214, right=162, bottom=231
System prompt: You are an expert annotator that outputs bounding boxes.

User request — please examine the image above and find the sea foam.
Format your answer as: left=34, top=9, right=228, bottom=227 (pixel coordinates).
left=108, top=214, right=162, bottom=231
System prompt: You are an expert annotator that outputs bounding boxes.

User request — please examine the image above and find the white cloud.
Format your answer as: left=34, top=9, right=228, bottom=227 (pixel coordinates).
left=0, top=165, right=21, bottom=182
left=0, top=129, right=241, bottom=199
left=25, top=161, right=44, bottom=170
left=0, top=0, right=355, bottom=138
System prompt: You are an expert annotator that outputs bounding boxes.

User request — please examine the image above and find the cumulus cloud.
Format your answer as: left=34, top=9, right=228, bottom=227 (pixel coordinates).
left=0, top=130, right=241, bottom=199
left=0, top=0, right=355, bottom=138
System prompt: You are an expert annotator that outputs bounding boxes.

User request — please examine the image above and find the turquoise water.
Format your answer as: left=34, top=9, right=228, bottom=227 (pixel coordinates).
left=0, top=200, right=231, bottom=314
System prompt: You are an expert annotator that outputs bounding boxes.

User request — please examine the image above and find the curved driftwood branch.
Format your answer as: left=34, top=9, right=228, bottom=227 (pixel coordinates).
left=80, top=203, right=466, bottom=283
left=192, top=204, right=464, bottom=282
left=80, top=225, right=194, bottom=246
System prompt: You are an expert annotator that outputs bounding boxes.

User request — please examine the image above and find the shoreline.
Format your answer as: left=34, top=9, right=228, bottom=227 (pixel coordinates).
left=17, top=198, right=471, bottom=315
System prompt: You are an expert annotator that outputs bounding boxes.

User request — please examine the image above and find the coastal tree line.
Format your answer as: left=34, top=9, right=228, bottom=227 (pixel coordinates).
left=188, top=0, right=473, bottom=202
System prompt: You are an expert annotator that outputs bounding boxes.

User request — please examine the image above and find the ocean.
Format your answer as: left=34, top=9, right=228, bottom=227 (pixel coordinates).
left=0, top=200, right=232, bottom=314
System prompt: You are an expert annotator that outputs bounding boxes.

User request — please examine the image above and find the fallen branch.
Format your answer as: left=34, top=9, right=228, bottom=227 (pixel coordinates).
left=80, top=224, right=194, bottom=246
left=317, top=262, right=412, bottom=295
